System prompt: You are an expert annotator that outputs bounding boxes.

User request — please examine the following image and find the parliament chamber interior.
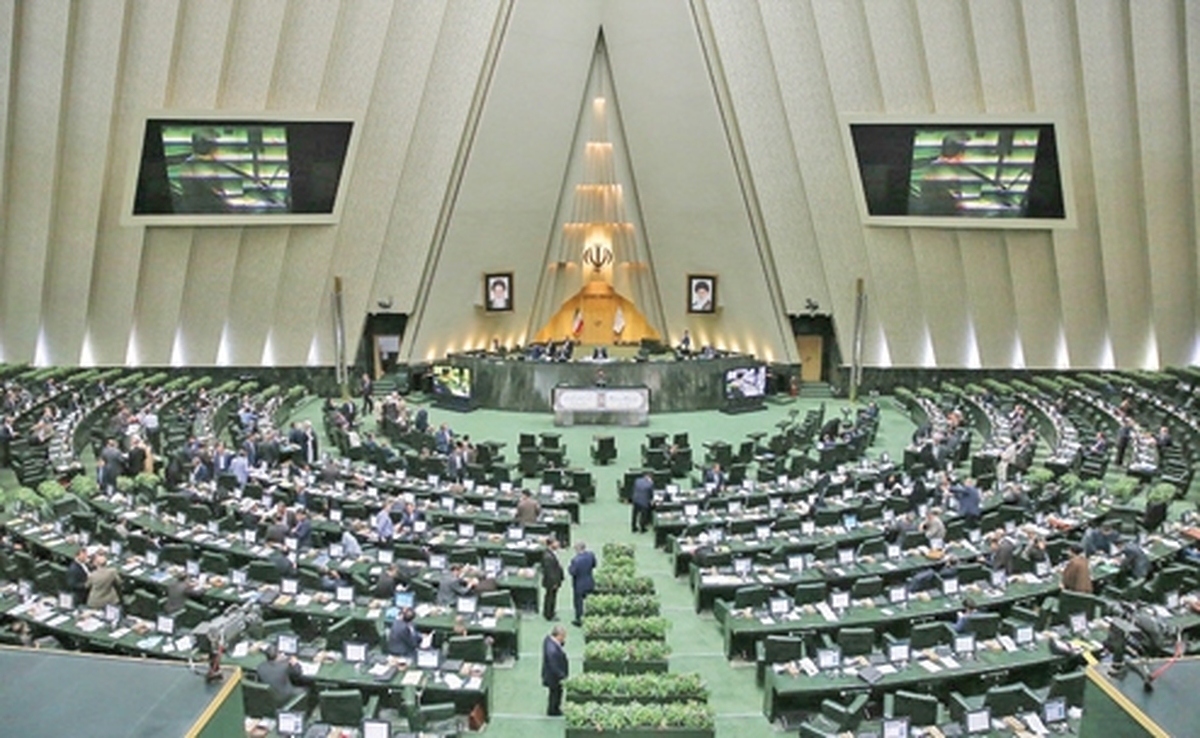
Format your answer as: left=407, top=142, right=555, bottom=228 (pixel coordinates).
left=1, top=2, right=1199, bottom=738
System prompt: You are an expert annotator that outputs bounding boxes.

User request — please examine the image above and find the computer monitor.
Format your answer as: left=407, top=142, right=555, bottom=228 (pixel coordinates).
left=277, top=633, right=299, bottom=655
left=393, top=591, right=415, bottom=609
left=1015, top=624, right=1034, bottom=646
left=965, top=707, right=991, bottom=734
left=843, top=513, right=858, bottom=530
left=787, top=555, right=805, bottom=573
left=413, top=520, right=428, bottom=534
left=1166, top=590, right=1181, bottom=609
left=968, top=528, right=982, bottom=543
left=954, top=633, right=975, bottom=655
left=458, top=523, right=475, bottom=537
left=887, top=543, right=902, bottom=560
left=457, top=596, right=478, bottom=615
left=329, top=508, right=343, bottom=522
left=329, top=542, right=344, bottom=558
left=336, top=585, right=354, bottom=603
left=801, top=520, right=816, bottom=535
left=506, top=527, right=524, bottom=541
left=378, top=549, right=394, bottom=564
left=110, top=540, right=123, bottom=557
left=428, top=553, right=448, bottom=569
left=883, top=716, right=910, bottom=738
left=416, top=648, right=440, bottom=669
left=888, top=641, right=910, bottom=663
left=146, top=550, right=160, bottom=567
left=929, top=538, right=944, bottom=551
left=728, top=501, right=742, bottom=514
left=57, top=592, right=74, bottom=610
left=185, top=560, right=200, bottom=577
left=769, top=598, right=790, bottom=616
left=837, top=548, right=855, bottom=565
left=281, top=578, right=299, bottom=595
left=1043, top=697, right=1067, bottom=724
left=756, top=525, right=771, bottom=540
left=344, top=641, right=368, bottom=663
left=1035, top=561, right=1050, bottom=578
left=277, top=711, right=304, bottom=736
left=684, top=503, right=699, bottom=518
left=942, top=577, right=959, bottom=596
left=156, top=615, right=175, bottom=635
left=284, top=537, right=298, bottom=551
left=483, top=557, right=502, bottom=575
left=361, top=719, right=392, bottom=738
left=734, top=557, right=753, bottom=575
left=232, top=568, right=248, bottom=587
left=242, top=529, right=256, bottom=545
left=1069, top=612, right=1088, bottom=634
left=104, top=604, right=121, bottom=624
left=990, top=570, right=1007, bottom=589
left=830, top=590, right=850, bottom=610
left=817, top=647, right=841, bottom=670
left=889, top=585, right=908, bottom=605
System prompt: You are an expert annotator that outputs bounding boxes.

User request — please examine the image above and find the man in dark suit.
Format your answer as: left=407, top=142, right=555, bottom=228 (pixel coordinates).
left=386, top=607, right=424, bottom=659
left=630, top=472, right=654, bottom=533
left=702, top=462, right=725, bottom=490
left=541, top=625, right=569, bottom=716
left=256, top=644, right=306, bottom=707
left=436, top=563, right=476, bottom=606
left=542, top=537, right=564, bottom=621
left=0, top=415, right=15, bottom=468
left=289, top=510, right=313, bottom=550
left=66, top=548, right=91, bottom=605
left=568, top=542, right=597, bottom=626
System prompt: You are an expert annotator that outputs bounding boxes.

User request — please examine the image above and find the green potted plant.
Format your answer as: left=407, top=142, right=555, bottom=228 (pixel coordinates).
left=68, top=474, right=100, bottom=500
left=583, top=640, right=672, bottom=674
left=37, top=479, right=74, bottom=518
left=132, top=471, right=161, bottom=500
left=583, top=594, right=661, bottom=618
left=565, top=673, right=708, bottom=705
left=1108, top=477, right=1139, bottom=503
left=583, top=616, right=669, bottom=642
left=564, top=701, right=715, bottom=738
left=3, top=486, right=50, bottom=519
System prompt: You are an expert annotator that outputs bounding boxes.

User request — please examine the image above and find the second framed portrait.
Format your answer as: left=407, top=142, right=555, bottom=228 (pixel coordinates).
left=484, top=272, right=513, bottom=312
left=687, top=275, right=716, bottom=314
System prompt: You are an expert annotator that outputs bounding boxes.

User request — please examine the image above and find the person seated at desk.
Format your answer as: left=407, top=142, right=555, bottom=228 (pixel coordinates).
left=590, top=346, right=609, bottom=360
left=340, top=524, right=364, bottom=558
left=256, top=644, right=306, bottom=707
left=398, top=501, right=424, bottom=535
left=703, top=463, right=725, bottom=490
left=1085, top=430, right=1109, bottom=459
left=164, top=571, right=196, bottom=614
left=919, top=508, right=946, bottom=544
left=1021, top=535, right=1048, bottom=565
left=316, top=566, right=343, bottom=592
left=1082, top=522, right=1119, bottom=557
left=269, top=542, right=297, bottom=578
left=885, top=512, right=917, bottom=547
left=289, top=509, right=313, bottom=551
left=677, top=330, right=692, bottom=354
left=698, top=345, right=716, bottom=359
left=387, top=607, right=430, bottom=659
left=436, top=564, right=477, bottom=606
left=1061, top=544, right=1093, bottom=594
left=988, top=529, right=1017, bottom=574
left=374, top=564, right=401, bottom=599
left=1117, top=541, right=1152, bottom=583
left=953, top=596, right=979, bottom=632
left=907, top=554, right=958, bottom=593
left=515, top=489, right=541, bottom=525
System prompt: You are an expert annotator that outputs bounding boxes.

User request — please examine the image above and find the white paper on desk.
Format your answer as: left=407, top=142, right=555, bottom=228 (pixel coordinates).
left=799, top=658, right=819, bottom=676
left=443, top=674, right=464, bottom=690
left=368, top=663, right=392, bottom=677
left=295, top=594, right=312, bottom=607
left=47, top=614, right=70, bottom=627
left=175, top=635, right=194, bottom=651
left=299, top=662, right=319, bottom=677
left=759, top=616, right=775, bottom=626
left=877, top=664, right=898, bottom=675
left=939, top=655, right=961, bottom=669
left=816, top=603, right=838, bottom=622
left=465, top=676, right=483, bottom=690
left=324, top=602, right=340, bottom=612
left=232, top=642, right=249, bottom=658
left=479, top=617, right=497, bottom=629
left=1023, top=713, right=1048, bottom=735
left=367, top=609, right=381, bottom=619
left=917, top=659, right=941, bottom=673
left=402, top=671, right=423, bottom=686
left=77, top=617, right=104, bottom=633
left=881, top=562, right=896, bottom=570
left=998, top=635, right=1017, bottom=653
left=111, top=627, right=131, bottom=639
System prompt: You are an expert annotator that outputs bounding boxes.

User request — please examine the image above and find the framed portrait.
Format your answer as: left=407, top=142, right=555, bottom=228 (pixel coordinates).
left=687, top=275, right=716, bottom=314
left=484, top=272, right=513, bottom=312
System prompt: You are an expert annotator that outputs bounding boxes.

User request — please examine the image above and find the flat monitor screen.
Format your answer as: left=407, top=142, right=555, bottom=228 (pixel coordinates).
left=329, top=543, right=344, bottom=558
left=277, top=711, right=304, bottom=736
left=277, top=633, right=299, bottom=655
left=458, top=523, right=475, bottom=538
left=185, top=560, right=200, bottom=577
left=837, top=548, right=855, bottom=565
left=232, top=569, right=248, bottom=587
left=787, top=555, right=805, bottom=573
left=991, top=570, right=1007, bottom=589
left=889, top=586, right=907, bottom=605
left=954, top=633, right=975, bottom=655
left=848, top=122, right=1068, bottom=227
left=431, top=365, right=472, bottom=400
left=156, top=615, right=175, bottom=635
left=942, top=577, right=959, bottom=596
left=965, top=708, right=991, bottom=734
left=1015, top=624, right=1034, bottom=646
left=1043, top=698, right=1067, bottom=724
left=361, top=719, right=392, bottom=738
left=830, top=591, right=850, bottom=610
left=888, top=642, right=910, bottom=663
left=733, top=557, right=753, bottom=575
left=817, top=647, right=841, bottom=670
left=428, top=554, right=448, bottom=570
left=1069, top=612, right=1088, bottom=634
left=457, top=596, right=478, bottom=615
left=344, top=641, right=368, bottom=663
left=393, top=591, right=415, bottom=609
left=378, top=549, right=394, bottom=564
left=883, top=717, right=910, bottom=738
left=416, top=649, right=440, bottom=669
left=131, top=119, right=355, bottom=224
left=336, top=585, right=355, bottom=603
left=724, top=366, right=767, bottom=400
left=281, top=578, right=299, bottom=595
left=769, top=598, right=790, bottom=616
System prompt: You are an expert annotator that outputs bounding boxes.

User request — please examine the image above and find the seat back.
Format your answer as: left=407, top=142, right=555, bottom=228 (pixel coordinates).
left=892, top=690, right=939, bottom=726
left=318, top=689, right=365, bottom=725
left=242, top=680, right=278, bottom=719
left=763, top=635, right=804, bottom=664
left=479, top=590, right=513, bottom=610
left=983, top=683, right=1041, bottom=718
left=964, top=611, right=1001, bottom=640
left=910, top=621, right=950, bottom=650
left=733, top=585, right=770, bottom=610
left=850, top=576, right=883, bottom=600
left=1048, top=670, right=1086, bottom=707
left=793, top=582, right=827, bottom=605
left=445, top=634, right=488, bottom=662
left=836, top=627, right=875, bottom=657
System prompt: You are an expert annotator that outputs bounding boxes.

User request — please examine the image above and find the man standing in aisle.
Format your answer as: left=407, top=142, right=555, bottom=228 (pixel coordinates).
left=568, top=542, right=597, bottom=627
left=542, top=537, right=564, bottom=621
left=631, top=471, right=654, bottom=534
left=542, top=625, right=569, bottom=717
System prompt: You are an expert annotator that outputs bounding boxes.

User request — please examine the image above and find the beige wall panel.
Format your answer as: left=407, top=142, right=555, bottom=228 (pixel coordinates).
left=38, top=1, right=125, bottom=366
left=224, top=227, right=291, bottom=365
left=0, top=0, right=14, bottom=361
left=327, top=0, right=443, bottom=351
left=176, top=228, right=242, bottom=365
left=1191, top=1, right=1200, bottom=362
left=130, top=229, right=193, bottom=364
left=260, top=1, right=341, bottom=365
left=1005, top=231, right=1063, bottom=368
left=970, top=0, right=1061, bottom=368
left=406, top=0, right=596, bottom=360
left=218, top=0, right=287, bottom=108
left=0, top=0, right=70, bottom=362
left=1021, top=0, right=1108, bottom=367
left=84, top=1, right=181, bottom=365
left=593, top=0, right=790, bottom=360
left=759, top=0, right=881, bottom=364
left=958, top=232, right=1018, bottom=367
left=703, top=2, right=832, bottom=317
left=1130, top=2, right=1194, bottom=367
left=371, top=1, right=502, bottom=331
left=1076, top=2, right=1153, bottom=367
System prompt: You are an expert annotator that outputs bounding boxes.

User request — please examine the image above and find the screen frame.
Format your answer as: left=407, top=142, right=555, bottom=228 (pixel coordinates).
left=687, top=274, right=717, bottom=314
left=840, top=113, right=1076, bottom=230
left=123, top=110, right=361, bottom=227
left=483, top=272, right=514, bottom=312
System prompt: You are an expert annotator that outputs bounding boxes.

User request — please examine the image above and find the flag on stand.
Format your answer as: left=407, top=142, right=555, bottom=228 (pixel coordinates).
left=613, top=305, right=626, bottom=335
left=571, top=307, right=584, bottom=337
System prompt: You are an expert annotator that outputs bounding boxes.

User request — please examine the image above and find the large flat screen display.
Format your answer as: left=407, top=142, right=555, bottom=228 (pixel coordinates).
left=724, top=365, right=766, bottom=400
left=431, top=365, right=472, bottom=400
left=130, top=116, right=355, bottom=225
left=846, top=119, right=1071, bottom=228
